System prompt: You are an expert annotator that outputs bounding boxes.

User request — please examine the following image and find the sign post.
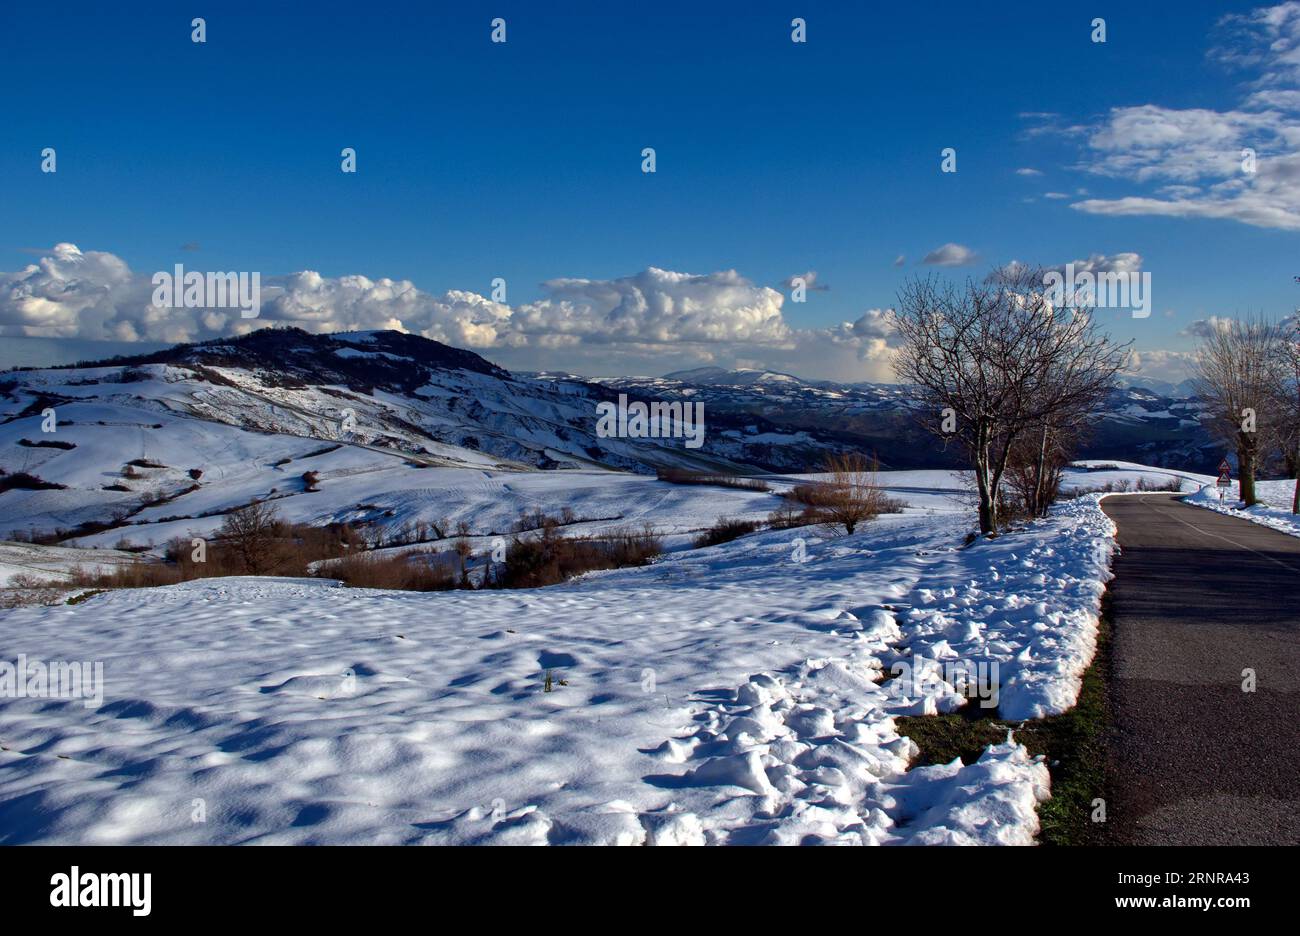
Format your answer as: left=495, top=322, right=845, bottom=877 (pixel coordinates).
left=1217, top=459, right=1232, bottom=503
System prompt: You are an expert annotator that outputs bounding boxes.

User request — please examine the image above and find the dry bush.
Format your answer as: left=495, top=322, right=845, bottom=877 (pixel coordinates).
left=329, top=551, right=456, bottom=591
left=498, top=524, right=662, bottom=588
left=656, top=468, right=770, bottom=492
left=806, top=453, right=901, bottom=535
left=72, top=516, right=368, bottom=589
left=0, top=472, right=68, bottom=493
left=694, top=517, right=761, bottom=548
left=70, top=560, right=185, bottom=589
left=767, top=502, right=815, bottom=530
left=784, top=483, right=840, bottom=508
left=1136, top=475, right=1182, bottom=492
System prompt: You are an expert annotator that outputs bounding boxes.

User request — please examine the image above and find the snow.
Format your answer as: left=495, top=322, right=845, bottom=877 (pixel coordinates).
left=1185, top=479, right=1300, bottom=539
left=0, top=472, right=1130, bottom=845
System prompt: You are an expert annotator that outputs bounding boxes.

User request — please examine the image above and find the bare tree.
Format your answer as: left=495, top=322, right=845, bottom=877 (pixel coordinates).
left=1192, top=316, right=1285, bottom=507
left=893, top=266, right=1127, bottom=534
left=218, top=501, right=285, bottom=575
left=1273, top=318, right=1300, bottom=513
left=816, top=452, right=891, bottom=535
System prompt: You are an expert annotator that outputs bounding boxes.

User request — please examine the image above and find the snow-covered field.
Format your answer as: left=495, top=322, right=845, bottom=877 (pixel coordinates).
left=0, top=542, right=139, bottom=588
left=1185, top=478, right=1300, bottom=539
left=0, top=462, right=1153, bottom=846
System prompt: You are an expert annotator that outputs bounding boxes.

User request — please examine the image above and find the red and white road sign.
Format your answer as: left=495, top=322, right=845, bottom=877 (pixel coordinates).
left=1217, top=459, right=1232, bottom=487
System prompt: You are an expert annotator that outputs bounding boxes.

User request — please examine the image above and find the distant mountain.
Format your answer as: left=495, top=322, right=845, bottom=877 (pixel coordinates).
left=662, top=366, right=804, bottom=387
left=2, top=328, right=1230, bottom=493
left=595, top=367, right=1226, bottom=474
left=1, top=328, right=843, bottom=483
left=1114, top=375, right=1198, bottom=399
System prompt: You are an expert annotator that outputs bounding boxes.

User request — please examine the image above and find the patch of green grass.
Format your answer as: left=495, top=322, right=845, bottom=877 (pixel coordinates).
left=895, top=594, right=1114, bottom=846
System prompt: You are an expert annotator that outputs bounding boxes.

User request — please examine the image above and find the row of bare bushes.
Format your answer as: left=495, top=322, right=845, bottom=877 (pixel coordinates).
left=655, top=468, right=771, bottom=492
left=64, top=501, right=664, bottom=594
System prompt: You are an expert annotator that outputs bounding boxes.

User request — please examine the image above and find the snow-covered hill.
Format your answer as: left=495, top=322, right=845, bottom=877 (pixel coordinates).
left=0, top=476, right=1137, bottom=845
left=0, top=328, right=1225, bottom=552
left=0, top=329, right=829, bottom=545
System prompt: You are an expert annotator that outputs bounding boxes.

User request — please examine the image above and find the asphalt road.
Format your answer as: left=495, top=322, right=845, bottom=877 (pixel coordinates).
left=1100, top=493, right=1300, bottom=845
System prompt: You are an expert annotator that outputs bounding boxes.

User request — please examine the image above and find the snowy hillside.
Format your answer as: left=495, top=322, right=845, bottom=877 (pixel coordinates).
left=0, top=326, right=1231, bottom=846
left=0, top=465, right=1199, bottom=846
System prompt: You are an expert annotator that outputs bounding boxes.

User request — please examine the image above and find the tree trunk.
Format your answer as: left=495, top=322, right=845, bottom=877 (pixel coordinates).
left=1292, top=474, right=1299, bottom=515
left=1033, top=426, right=1049, bottom=517
left=974, top=429, right=996, bottom=535
left=1238, top=438, right=1257, bottom=506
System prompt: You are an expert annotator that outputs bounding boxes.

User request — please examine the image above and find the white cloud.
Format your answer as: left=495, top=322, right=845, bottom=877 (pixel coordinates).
left=991, top=253, right=1144, bottom=283
left=1211, top=1, right=1300, bottom=86
left=1053, top=252, right=1144, bottom=275
left=921, top=243, right=978, bottom=267
left=0, top=243, right=143, bottom=340
left=780, top=270, right=829, bottom=292
left=1015, top=167, right=1043, bottom=176
left=1067, top=4, right=1300, bottom=230
left=1180, top=315, right=1237, bottom=338
left=1123, top=349, right=1199, bottom=383
left=0, top=246, right=904, bottom=381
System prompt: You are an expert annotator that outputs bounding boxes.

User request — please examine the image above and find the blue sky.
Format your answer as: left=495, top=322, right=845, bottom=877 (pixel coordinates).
left=2, top=0, right=1298, bottom=380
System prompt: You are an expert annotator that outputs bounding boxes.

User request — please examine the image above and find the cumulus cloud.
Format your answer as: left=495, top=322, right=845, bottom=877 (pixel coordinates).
left=0, top=246, right=905, bottom=381
left=1067, top=3, right=1300, bottom=230
left=921, top=243, right=978, bottom=266
left=0, top=243, right=154, bottom=342
left=1015, top=167, right=1043, bottom=176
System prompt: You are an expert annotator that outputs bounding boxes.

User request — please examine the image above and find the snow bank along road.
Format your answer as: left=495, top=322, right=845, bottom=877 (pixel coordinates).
left=0, top=487, right=1123, bottom=846
left=1101, top=493, right=1300, bottom=845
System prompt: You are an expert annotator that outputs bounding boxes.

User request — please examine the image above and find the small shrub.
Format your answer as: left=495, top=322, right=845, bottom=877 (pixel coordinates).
left=17, top=438, right=76, bottom=450
left=767, top=502, right=813, bottom=530
left=694, top=517, right=761, bottom=548
left=329, top=551, right=456, bottom=591
left=0, top=472, right=67, bottom=493
left=1136, top=475, right=1182, bottom=492
left=498, top=525, right=662, bottom=589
